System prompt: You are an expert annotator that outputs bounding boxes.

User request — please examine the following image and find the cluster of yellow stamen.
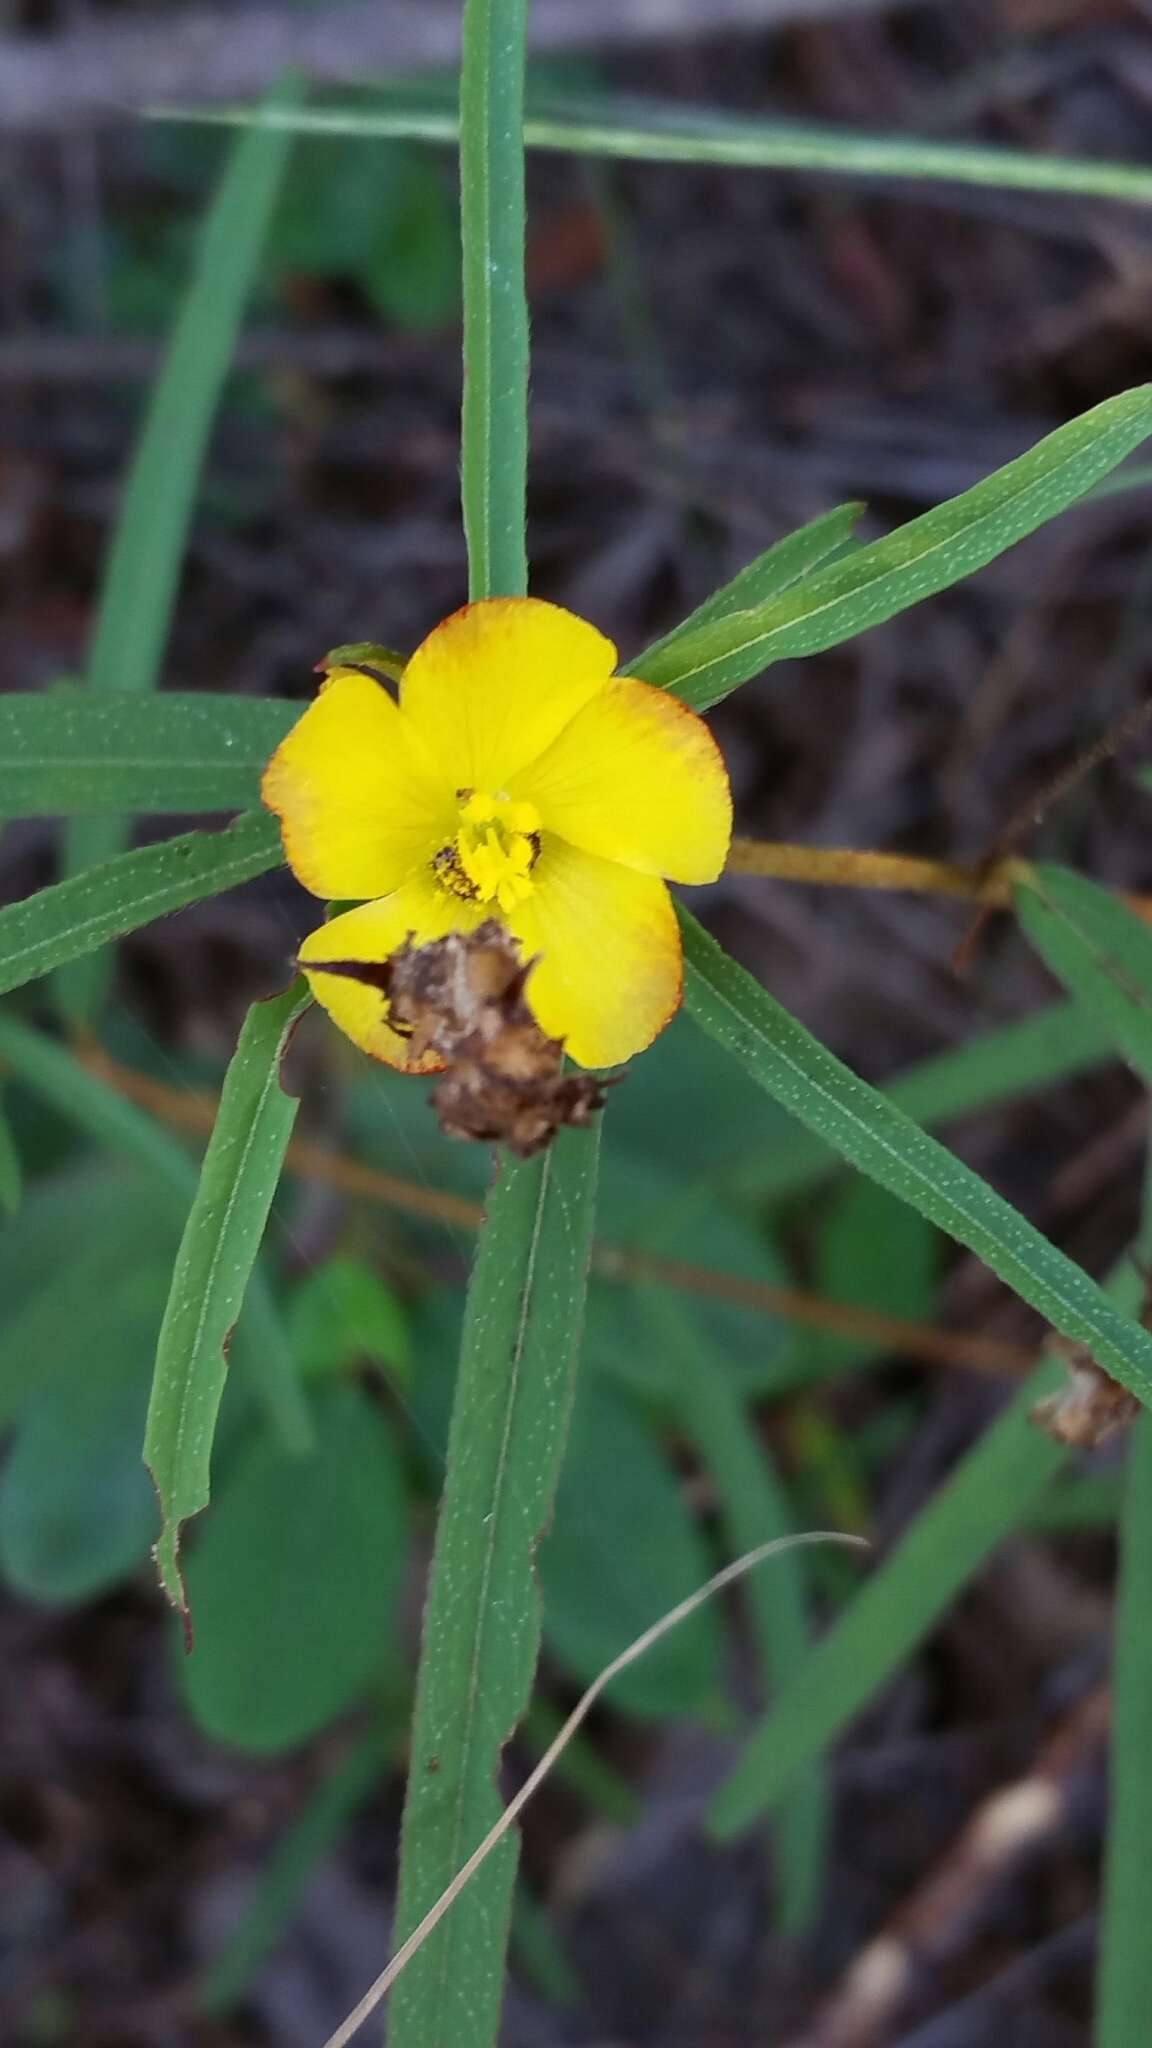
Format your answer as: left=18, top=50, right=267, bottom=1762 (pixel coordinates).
left=434, top=790, right=542, bottom=913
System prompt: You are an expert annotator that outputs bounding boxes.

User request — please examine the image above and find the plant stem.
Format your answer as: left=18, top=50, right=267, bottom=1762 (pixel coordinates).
left=459, top=0, right=529, bottom=599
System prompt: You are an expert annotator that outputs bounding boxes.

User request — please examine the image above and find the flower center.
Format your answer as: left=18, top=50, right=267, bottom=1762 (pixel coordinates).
left=432, top=790, right=542, bottom=914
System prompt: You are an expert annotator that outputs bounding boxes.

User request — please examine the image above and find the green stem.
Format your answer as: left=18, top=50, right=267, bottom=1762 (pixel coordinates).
left=388, top=1129, right=600, bottom=2047
left=459, top=0, right=530, bottom=600
left=388, top=11, right=601, bottom=2039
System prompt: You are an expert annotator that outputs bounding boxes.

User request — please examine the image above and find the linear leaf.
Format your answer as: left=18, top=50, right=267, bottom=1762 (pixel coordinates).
left=708, top=1350, right=1071, bottom=1835
left=1015, top=864, right=1152, bottom=1086
left=624, top=503, right=863, bottom=679
left=0, top=692, right=295, bottom=818
left=0, top=812, right=283, bottom=997
left=145, top=981, right=313, bottom=1612
left=458, top=0, right=529, bottom=600
left=171, top=96, right=1152, bottom=211
left=60, top=75, right=299, bottom=1022
left=389, top=1126, right=600, bottom=2048
left=1098, top=1414, right=1152, bottom=2046
left=679, top=908, right=1152, bottom=1403
left=639, top=389, right=1152, bottom=709
left=737, top=996, right=1111, bottom=1205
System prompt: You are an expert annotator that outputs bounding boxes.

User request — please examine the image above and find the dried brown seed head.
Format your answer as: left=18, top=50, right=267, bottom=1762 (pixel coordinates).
left=1032, top=1350, right=1140, bottom=1449
left=303, top=921, right=615, bottom=1156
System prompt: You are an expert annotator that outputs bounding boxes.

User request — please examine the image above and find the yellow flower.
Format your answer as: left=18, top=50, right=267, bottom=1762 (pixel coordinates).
left=262, top=598, right=732, bottom=1069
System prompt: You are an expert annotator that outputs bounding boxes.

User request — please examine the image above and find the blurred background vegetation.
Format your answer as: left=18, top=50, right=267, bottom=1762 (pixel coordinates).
left=4, top=1, right=1152, bottom=2043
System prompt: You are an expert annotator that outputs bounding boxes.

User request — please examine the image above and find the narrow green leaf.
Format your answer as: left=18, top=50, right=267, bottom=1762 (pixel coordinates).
left=170, top=95, right=1152, bottom=212
left=389, top=1125, right=600, bottom=2048
left=182, top=1387, right=407, bottom=1752
left=1098, top=1415, right=1152, bottom=2047
left=199, top=1727, right=387, bottom=2013
left=738, top=996, right=1111, bottom=1205
left=625, top=503, right=863, bottom=679
left=0, top=813, right=283, bottom=998
left=59, top=75, right=300, bottom=1022
left=459, top=0, right=529, bottom=601
left=1016, top=864, right=1152, bottom=1086
left=707, top=1348, right=1072, bottom=1836
left=649, top=1288, right=826, bottom=1931
left=0, top=692, right=294, bottom=818
left=640, top=388, right=1152, bottom=710
left=679, top=907, right=1152, bottom=1404
left=145, top=981, right=313, bottom=1612
left=0, top=1088, right=21, bottom=1215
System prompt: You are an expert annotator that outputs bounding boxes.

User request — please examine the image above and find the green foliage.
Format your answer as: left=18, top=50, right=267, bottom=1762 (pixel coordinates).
left=803, top=1179, right=938, bottom=1374
left=0, top=1262, right=164, bottom=1604
left=12, top=21, right=1152, bottom=2035
left=0, top=1018, right=304, bottom=1445
left=540, top=1373, right=720, bottom=1716
left=0, top=1170, right=185, bottom=1434
left=708, top=1344, right=1079, bottom=1836
left=0, top=814, right=283, bottom=997
left=741, top=996, right=1111, bottom=1205
left=626, top=502, right=862, bottom=678
left=0, top=692, right=294, bottom=818
left=268, top=135, right=458, bottom=327
left=592, top=1167, right=797, bottom=1404
left=146, top=984, right=313, bottom=1612
left=680, top=906, right=1152, bottom=1404
left=59, top=75, right=301, bottom=1024
left=181, top=1386, right=407, bottom=1753
left=0, top=1091, right=20, bottom=1216
left=653, top=1288, right=824, bottom=1930
left=645, top=389, right=1152, bottom=710
left=214, top=89, right=1152, bottom=210
left=458, top=0, right=530, bottom=602
left=388, top=1123, right=600, bottom=2048
left=287, top=1254, right=412, bottom=1386
left=1016, top=864, right=1152, bottom=1086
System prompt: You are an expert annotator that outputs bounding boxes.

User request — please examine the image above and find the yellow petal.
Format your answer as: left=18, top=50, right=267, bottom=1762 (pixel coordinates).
left=513, top=679, right=732, bottom=883
left=506, top=840, right=682, bottom=1067
left=298, top=878, right=482, bottom=1071
left=262, top=669, right=452, bottom=901
left=400, top=598, right=617, bottom=790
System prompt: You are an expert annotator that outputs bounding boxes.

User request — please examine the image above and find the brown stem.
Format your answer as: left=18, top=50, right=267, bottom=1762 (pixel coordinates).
left=725, top=838, right=1016, bottom=901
